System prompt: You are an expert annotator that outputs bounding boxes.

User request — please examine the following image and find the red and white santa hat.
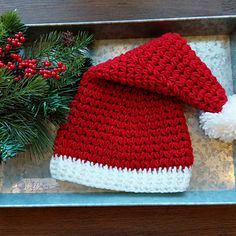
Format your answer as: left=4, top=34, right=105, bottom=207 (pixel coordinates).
left=50, top=33, right=236, bottom=193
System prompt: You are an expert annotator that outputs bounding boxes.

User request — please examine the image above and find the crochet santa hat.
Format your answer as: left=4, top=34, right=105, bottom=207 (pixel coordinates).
left=50, top=33, right=236, bottom=193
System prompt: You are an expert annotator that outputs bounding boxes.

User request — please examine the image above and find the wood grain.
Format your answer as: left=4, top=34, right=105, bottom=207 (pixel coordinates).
left=0, top=205, right=236, bottom=236
left=0, top=0, right=236, bottom=25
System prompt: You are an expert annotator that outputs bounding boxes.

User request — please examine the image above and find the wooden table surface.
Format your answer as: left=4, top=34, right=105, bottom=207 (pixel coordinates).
left=0, top=206, right=236, bottom=236
left=1, top=0, right=236, bottom=235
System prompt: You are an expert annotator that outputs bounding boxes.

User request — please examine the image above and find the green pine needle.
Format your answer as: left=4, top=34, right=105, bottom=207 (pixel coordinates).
left=74, top=31, right=94, bottom=49
left=0, top=11, right=27, bottom=35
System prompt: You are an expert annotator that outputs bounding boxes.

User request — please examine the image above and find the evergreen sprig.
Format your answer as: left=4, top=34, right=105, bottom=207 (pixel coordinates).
left=0, top=11, right=27, bottom=44
left=26, top=30, right=93, bottom=125
left=0, top=68, right=51, bottom=160
left=0, top=11, right=93, bottom=161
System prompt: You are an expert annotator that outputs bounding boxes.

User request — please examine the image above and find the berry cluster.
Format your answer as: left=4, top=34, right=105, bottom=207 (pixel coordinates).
left=0, top=31, right=66, bottom=81
left=0, top=32, right=25, bottom=58
left=5, top=32, right=26, bottom=52
left=38, top=61, right=66, bottom=79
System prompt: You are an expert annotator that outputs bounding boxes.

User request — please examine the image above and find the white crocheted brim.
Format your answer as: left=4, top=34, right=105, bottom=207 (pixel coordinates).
left=50, top=155, right=192, bottom=193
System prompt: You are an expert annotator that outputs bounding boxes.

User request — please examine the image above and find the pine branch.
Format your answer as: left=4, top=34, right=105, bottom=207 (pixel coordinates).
left=0, top=69, right=49, bottom=112
left=0, top=11, right=27, bottom=35
left=0, top=68, right=50, bottom=160
left=24, top=31, right=63, bottom=59
left=26, top=118, right=55, bottom=159
left=26, top=30, right=93, bottom=122
left=0, top=22, right=7, bottom=40
left=0, top=140, right=24, bottom=161
left=0, top=11, right=94, bottom=161
left=0, top=11, right=27, bottom=45
left=74, top=31, right=94, bottom=49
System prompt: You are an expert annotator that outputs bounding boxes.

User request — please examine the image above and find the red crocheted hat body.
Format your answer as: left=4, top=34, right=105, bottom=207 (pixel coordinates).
left=50, top=33, right=227, bottom=193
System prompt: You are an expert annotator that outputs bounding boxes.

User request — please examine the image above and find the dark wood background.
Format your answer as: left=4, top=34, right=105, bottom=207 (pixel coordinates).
left=1, top=0, right=236, bottom=235
left=1, top=0, right=236, bottom=24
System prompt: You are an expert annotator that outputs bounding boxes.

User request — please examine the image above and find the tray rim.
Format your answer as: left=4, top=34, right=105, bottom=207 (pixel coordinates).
left=26, top=14, right=236, bottom=40
left=0, top=190, right=236, bottom=207
left=26, top=15, right=236, bottom=27
left=1, top=15, right=236, bottom=207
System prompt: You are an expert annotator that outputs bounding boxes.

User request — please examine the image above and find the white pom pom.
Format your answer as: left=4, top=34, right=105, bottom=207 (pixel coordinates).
left=199, top=95, right=236, bottom=143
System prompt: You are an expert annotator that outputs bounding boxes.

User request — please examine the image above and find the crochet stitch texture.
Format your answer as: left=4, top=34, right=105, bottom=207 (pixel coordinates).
left=50, top=33, right=228, bottom=193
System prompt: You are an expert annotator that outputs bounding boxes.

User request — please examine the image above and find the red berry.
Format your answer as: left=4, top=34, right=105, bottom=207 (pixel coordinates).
left=7, top=38, right=12, bottom=43
left=0, top=62, right=5, bottom=67
left=57, top=61, right=63, bottom=67
left=5, top=44, right=11, bottom=51
left=31, top=65, right=36, bottom=70
left=9, top=64, right=16, bottom=70
left=19, top=36, right=26, bottom=42
left=61, top=65, right=66, bottom=72
left=55, top=74, right=60, bottom=80
left=15, top=34, right=19, bottom=38
left=39, top=70, right=44, bottom=75
left=14, top=76, right=20, bottom=81
left=47, top=71, right=52, bottom=77
left=12, top=40, right=17, bottom=45
left=51, top=71, right=57, bottom=77
left=31, top=59, right=37, bottom=64
left=25, top=73, right=32, bottom=77
left=43, top=73, right=48, bottom=78
left=18, top=32, right=23, bottom=36
left=18, top=64, right=23, bottom=69
left=17, top=42, right=22, bottom=47
left=43, top=61, right=51, bottom=67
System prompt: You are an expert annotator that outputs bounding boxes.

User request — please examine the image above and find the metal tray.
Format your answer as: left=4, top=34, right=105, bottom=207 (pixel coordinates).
left=0, top=16, right=236, bottom=207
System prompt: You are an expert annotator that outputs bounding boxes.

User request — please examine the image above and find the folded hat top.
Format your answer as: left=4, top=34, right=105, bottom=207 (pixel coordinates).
left=84, top=33, right=227, bottom=112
